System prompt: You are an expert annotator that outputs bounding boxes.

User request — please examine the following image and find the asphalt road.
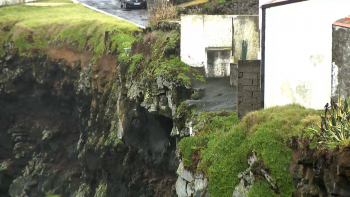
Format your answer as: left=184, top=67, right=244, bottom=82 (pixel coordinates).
left=78, top=0, right=149, bottom=28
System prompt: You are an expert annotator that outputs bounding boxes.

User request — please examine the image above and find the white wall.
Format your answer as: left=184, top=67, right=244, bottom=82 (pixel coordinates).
left=264, top=0, right=350, bottom=110
left=0, top=0, right=36, bottom=5
left=181, top=15, right=260, bottom=69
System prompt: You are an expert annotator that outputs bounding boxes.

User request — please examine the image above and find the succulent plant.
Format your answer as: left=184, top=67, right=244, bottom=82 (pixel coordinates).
left=311, top=97, right=350, bottom=144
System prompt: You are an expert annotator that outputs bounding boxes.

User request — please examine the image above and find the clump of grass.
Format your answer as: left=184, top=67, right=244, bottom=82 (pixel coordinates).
left=0, top=4, right=139, bottom=62
left=247, top=179, right=275, bottom=197
left=127, top=54, right=143, bottom=73
left=215, top=0, right=225, bottom=3
left=203, top=2, right=211, bottom=9
left=148, top=0, right=178, bottom=25
left=124, top=30, right=202, bottom=86
left=94, top=182, right=107, bottom=197
left=179, top=104, right=322, bottom=197
left=179, top=110, right=240, bottom=168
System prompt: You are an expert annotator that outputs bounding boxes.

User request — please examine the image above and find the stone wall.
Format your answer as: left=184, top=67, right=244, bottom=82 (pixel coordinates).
left=237, top=60, right=261, bottom=118
left=332, top=24, right=350, bottom=100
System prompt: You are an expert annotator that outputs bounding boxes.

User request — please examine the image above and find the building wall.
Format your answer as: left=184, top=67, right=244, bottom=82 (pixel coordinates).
left=332, top=25, right=350, bottom=100
left=0, top=0, right=36, bottom=6
left=180, top=15, right=260, bottom=69
left=264, top=0, right=350, bottom=110
left=205, top=49, right=231, bottom=78
left=237, top=60, right=261, bottom=118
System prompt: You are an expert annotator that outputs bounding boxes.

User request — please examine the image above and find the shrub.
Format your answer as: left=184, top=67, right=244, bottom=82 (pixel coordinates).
left=148, top=0, right=178, bottom=25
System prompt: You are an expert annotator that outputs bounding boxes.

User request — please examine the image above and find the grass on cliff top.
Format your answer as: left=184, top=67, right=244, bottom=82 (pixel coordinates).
left=179, top=104, right=322, bottom=197
left=125, top=30, right=205, bottom=86
left=0, top=3, right=139, bottom=61
left=37, top=0, right=73, bottom=3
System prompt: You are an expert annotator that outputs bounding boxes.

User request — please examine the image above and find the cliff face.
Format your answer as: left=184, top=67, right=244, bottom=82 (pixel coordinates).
left=2, top=17, right=350, bottom=197
left=0, top=26, right=193, bottom=197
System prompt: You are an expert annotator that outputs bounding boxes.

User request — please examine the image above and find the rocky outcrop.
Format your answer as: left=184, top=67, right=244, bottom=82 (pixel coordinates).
left=175, top=161, right=208, bottom=197
left=290, top=150, right=350, bottom=197
left=0, top=27, right=193, bottom=196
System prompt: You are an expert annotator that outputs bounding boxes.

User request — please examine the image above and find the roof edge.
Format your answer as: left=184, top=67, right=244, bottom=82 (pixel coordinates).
left=261, top=0, right=308, bottom=9
left=333, top=22, right=350, bottom=29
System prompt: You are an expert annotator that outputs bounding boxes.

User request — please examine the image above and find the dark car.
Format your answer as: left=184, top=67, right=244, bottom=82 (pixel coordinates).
left=120, top=0, right=147, bottom=9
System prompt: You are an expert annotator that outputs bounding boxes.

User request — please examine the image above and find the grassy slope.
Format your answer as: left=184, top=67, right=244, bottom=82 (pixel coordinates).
left=0, top=3, right=139, bottom=61
left=179, top=105, right=322, bottom=197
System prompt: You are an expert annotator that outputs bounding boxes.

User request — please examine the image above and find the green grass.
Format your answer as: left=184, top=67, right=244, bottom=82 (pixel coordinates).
left=179, top=105, right=322, bottom=197
left=0, top=3, right=139, bottom=61
left=123, top=30, right=195, bottom=86
left=37, top=0, right=73, bottom=3
left=248, top=179, right=275, bottom=197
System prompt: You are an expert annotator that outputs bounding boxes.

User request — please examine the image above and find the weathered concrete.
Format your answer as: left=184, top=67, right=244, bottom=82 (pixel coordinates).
left=181, top=15, right=260, bottom=72
left=230, top=63, right=238, bottom=86
left=206, top=48, right=231, bottom=78
left=237, top=60, right=261, bottom=118
left=332, top=24, right=350, bottom=100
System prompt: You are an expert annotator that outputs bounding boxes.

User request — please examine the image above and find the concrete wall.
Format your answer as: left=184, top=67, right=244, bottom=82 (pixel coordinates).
left=237, top=60, right=261, bottom=118
left=181, top=15, right=260, bottom=74
left=230, top=63, right=238, bottom=86
left=263, top=0, right=350, bottom=110
left=332, top=25, right=350, bottom=100
left=206, top=48, right=231, bottom=78
left=0, top=0, right=36, bottom=6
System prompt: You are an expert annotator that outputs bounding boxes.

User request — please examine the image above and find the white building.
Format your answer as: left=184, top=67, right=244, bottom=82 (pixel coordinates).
left=181, top=15, right=260, bottom=78
left=260, top=0, right=350, bottom=109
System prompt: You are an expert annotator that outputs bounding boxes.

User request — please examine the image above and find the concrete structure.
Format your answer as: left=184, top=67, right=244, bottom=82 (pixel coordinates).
left=237, top=60, right=261, bottom=118
left=230, top=64, right=238, bottom=86
left=181, top=15, right=260, bottom=78
left=260, top=0, right=350, bottom=110
left=332, top=16, right=350, bottom=100
left=0, top=0, right=36, bottom=6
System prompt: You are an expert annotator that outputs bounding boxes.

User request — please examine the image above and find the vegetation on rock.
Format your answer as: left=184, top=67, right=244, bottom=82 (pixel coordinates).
left=123, top=30, right=202, bottom=86
left=179, top=105, right=322, bottom=197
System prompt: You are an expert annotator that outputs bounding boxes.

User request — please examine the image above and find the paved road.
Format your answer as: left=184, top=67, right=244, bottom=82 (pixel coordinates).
left=78, top=0, right=149, bottom=28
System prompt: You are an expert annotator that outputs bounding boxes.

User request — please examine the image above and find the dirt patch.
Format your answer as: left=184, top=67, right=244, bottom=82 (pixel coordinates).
left=93, top=54, right=119, bottom=92
left=132, top=40, right=152, bottom=61
left=45, top=46, right=93, bottom=69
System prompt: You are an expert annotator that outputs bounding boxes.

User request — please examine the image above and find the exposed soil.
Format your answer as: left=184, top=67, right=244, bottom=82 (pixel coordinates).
left=45, top=46, right=94, bottom=68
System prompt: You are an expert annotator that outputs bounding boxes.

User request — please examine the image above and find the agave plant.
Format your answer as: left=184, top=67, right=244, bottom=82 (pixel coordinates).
left=311, top=97, right=350, bottom=143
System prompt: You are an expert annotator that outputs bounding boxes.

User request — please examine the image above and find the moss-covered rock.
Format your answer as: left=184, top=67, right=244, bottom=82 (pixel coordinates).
left=178, top=105, right=323, bottom=197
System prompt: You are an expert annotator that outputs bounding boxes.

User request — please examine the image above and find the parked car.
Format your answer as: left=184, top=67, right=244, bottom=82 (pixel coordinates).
left=120, top=0, right=147, bottom=9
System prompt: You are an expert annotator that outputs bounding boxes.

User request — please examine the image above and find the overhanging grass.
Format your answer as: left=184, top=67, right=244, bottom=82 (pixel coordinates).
left=0, top=4, right=139, bottom=61
left=179, top=104, right=322, bottom=197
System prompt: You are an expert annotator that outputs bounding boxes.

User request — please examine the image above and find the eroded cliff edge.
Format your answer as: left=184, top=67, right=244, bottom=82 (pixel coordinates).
left=0, top=19, right=197, bottom=196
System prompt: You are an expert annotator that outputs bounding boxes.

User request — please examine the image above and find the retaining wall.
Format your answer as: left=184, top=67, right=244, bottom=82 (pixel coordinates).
left=237, top=60, right=261, bottom=118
